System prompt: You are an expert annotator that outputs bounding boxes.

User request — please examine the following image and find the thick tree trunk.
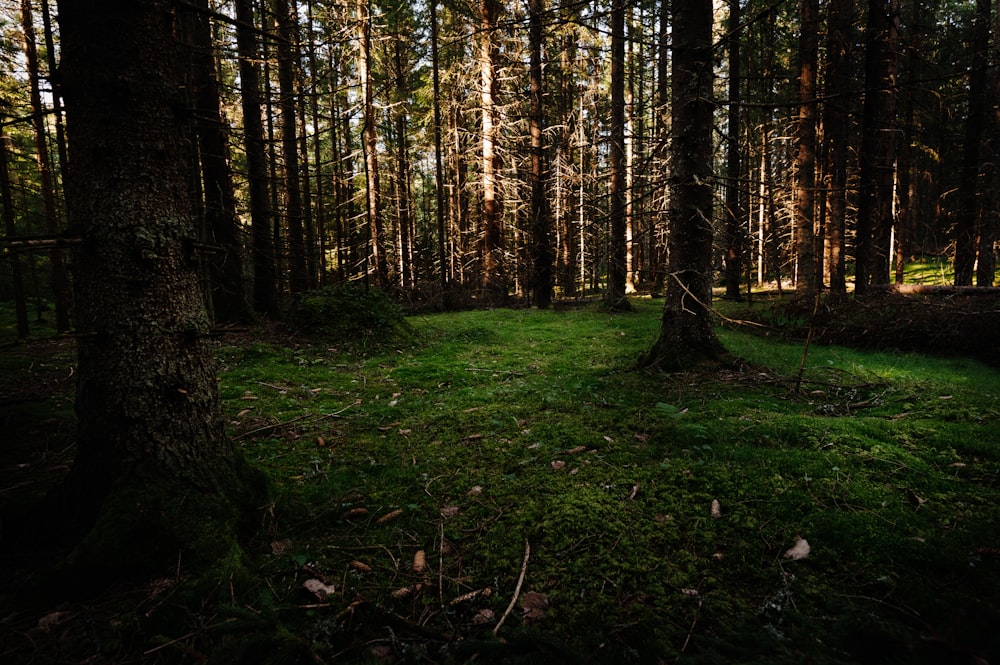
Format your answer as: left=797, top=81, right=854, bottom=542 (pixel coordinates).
left=0, top=128, right=29, bottom=339
left=56, top=0, right=264, bottom=574
left=430, top=0, right=449, bottom=298
left=358, top=0, right=388, bottom=287
left=638, top=0, right=723, bottom=370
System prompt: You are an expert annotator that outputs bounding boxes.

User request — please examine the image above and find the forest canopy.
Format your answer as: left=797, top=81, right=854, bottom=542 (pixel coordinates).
left=0, top=0, right=997, bottom=328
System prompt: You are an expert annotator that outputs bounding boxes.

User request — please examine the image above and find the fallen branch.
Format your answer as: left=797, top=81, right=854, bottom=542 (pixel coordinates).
left=493, top=539, right=530, bottom=635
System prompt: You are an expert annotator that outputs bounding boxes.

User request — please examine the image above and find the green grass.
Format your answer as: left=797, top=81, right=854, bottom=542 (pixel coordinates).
left=2, top=298, right=998, bottom=664
left=208, top=299, right=1000, bottom=663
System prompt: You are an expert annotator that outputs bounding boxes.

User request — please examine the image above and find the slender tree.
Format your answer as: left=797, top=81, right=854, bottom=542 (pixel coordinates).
left=357, top=0, right=389, bottom=287
left=955, top=0, right=991, bottom=285
left=430, top=0, right=449, bottom=299
left=723, top=0, right=745, bottom=300
left=529, top=0, right=552, bottom=308
left=824, top=0, right=852, bottom=297
left=21, top=0, right=71, bottom=331
left=607, top=0, right=629, bottom=310
left=639, top=0, right=723, bottom=370
left=793, top=0, right=819, bottom=294
left=480, top=0, right=505, bottom=304
left=0, top=127, right=29, bottom=339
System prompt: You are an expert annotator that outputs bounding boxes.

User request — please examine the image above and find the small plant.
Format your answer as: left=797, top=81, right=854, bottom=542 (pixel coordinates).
left=289, top=283, right=411, bottom=346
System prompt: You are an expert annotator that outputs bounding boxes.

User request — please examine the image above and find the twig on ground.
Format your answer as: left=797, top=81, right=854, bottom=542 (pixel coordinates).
left=493, top=539, right=530, bottom=636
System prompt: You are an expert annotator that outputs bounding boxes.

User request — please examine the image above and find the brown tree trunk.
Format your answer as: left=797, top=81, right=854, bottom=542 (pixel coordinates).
left=181, top=0, right=249, bottom=323
left=235, top=0, right=280, bottom=317
left=979, top=2, right=1000, bottom=286
left=529, top=0, right=552, bottom=308
left=430, top=0, right=449, bottom=298
left=606, top=0, right=628, bottom=310
left=956, top=0, right=991, bottom=285
left=358, top=0, right=388, bottom=287
left=793, top=0, right=818, bottom=295
left=639, top=0, right=723, bottom=370
left=274, top=0, right=309, bottom=294
left=824, top=0, right=852, bottom=297
left=56, top=0, right=264, bottom=573
left=480, top=0, right=505, bottom=304
left=723, top=0, right=744, bottom=300
left=21, top=0, right=71, bottom=332
left=0, top=128, right=29, bottom=339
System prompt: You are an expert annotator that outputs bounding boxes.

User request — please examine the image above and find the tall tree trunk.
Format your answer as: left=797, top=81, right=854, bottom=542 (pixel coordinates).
left=857, top=0, right=899, bottom=292
left=358, top=0, right=388, bottom=287
left=652, top=0, right=669, bottom=294
left=639, top=0, right=723, bottom=370
left=529, top=0, right=553, bottom=308
left=723, top=0, right=744, bottom=300
left=480, top=0, right=505, bottom=304
left=793, top=0, right=819, bottom=295
left=392, top=29, right=414, bottom=290
left=56, top=0, right=264, bottom=571
left=181, top=0, right=249, bottom=323
left=956, top=0, right=990, bottom=285
left=978, top=2, right=999, bottom=286
left=824, top=0, right=852, bottom=297
left=430, top=0, right=449, bottom=299
left=21, top=0, right=71, bottom=332
left=274, top=0, right=309, bottom=294
left=0, top=128, right=29, bottom=339
left=606, top=0, right=628, bottom=310
left=235, top=0, right=280, bottom=317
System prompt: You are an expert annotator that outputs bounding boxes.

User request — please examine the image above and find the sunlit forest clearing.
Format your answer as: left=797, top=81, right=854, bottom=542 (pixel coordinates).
left=2, top=296, right=999, bottom=663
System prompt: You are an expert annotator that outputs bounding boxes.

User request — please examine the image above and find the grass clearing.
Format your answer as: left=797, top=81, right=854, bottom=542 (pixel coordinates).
left=2, top=298, right=999, bottom=663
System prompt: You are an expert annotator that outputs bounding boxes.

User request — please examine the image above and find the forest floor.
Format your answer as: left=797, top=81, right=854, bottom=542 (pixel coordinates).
left=1, top=293, right=999, bottom=664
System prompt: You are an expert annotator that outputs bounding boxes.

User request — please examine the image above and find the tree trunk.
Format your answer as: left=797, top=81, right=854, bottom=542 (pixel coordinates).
left=430, top=0, right=449, bottom=299
left=480, top=0, right=505, bottom=305
left=529, top=0, right=552, bottom=308
left=793, top=0, right=818, bottom=295
left=56, top=0, right=264, bottom=575
left=638, top=0, right=723, bottom=370
left=21, top=0, right=71, bottom=332
left=723, top=0, right=744, bottom=301
left=824, top=0, right=852, bottom=297
left=274, top=0, right=309, bottom=294
left=358, top=0, right=388, bottom=287
left=0, top=128, right=29, bottom=339
left=978, top=2, right=1000, bottom=286
left=235, top=0, right=280, bottom=317
left=181, top=0, right=249, bottom=323
left=956, top=0, right=991, bottom=285
left=606, top=0, right=628, bottom=310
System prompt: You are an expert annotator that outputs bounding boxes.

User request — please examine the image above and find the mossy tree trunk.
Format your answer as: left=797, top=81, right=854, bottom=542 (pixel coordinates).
left=56, top=0, right=265, bottom=575
left=638, top=0, right=723, bottom=371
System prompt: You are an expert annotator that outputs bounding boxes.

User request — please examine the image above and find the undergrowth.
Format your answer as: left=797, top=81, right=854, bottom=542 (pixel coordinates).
left=2, top=298, right=998, bottom=664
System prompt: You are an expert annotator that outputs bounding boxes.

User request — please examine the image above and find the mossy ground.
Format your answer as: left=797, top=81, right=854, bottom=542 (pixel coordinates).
left=1, top=297, right=999, bottom=663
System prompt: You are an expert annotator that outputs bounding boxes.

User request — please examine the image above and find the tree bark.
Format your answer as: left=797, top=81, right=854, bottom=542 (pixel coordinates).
left=638, top=0, right=723, bottom=370
left=21, top=0, right=71, bottom=332
left=56, top=0, right=264, bottom=574
left=793, top=0, right=819, bottom=295
left=529, top=0, right=552, bottom=308
left=0, top=128, right=29, bottom=339
left=358, top=0, right=388, bottom=287
left=606, top=0, right=628, bottom=310
left=235, top=0, right=280, bottom=317
left=480, top=0, right=506, bottom=305
left=723, top=0, right=744, bottom=301
left=824, top=0, right=852, bottom=297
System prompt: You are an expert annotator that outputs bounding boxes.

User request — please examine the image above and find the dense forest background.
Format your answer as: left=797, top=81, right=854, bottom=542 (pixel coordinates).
left=0, top=0, right=997, bottom=330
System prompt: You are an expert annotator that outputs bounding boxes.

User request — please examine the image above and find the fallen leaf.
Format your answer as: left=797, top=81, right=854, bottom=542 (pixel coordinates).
left=521, top=591, right=549, bottom=621
left=711, top=499, right=722, bottom=518
left=603, top=435, right=614, bottom=443
left=468, top=485, right=484, bottom=495
left=439, top=505, right=459, bottom=518
left=303, top=578, right=336, bottom=600
left=784, top=536, right=811, bottom=560
left=551, top=460, right=566, bottom=470
left=680, top=588, right=699, bottom=597
left=398, top=428, right=412, bottom=436
left=413, top=550, right=427, bottom=574
left=563, top=445, right=587, bottom=455
left=463, top=433, right=484, bottom=442
left=350, top=560, right=372, bottom=573
left=270, top=538, right=292, bottom=555
left=906, top=488, right=927, bottom=508
left=628, top=483, right=640, bottom=500
left=634, top=433, right=649, bottom=442
left=237, top=408, right=252, bottom=417
left=472, top=608, right=495, bottom=624
left=316, top=436, right=326, bottom=448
